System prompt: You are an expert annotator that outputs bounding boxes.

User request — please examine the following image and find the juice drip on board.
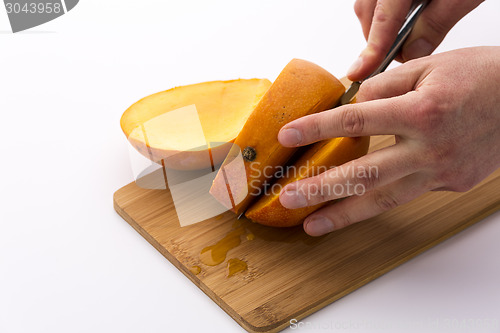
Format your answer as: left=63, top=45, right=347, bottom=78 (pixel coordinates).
left=227, top=258, right=247, bottom=277
left=196, top=214, right=325, bottom=277
left=190, top=265, right=201, bottom=275
left=200, top=226, right=245, bottom=266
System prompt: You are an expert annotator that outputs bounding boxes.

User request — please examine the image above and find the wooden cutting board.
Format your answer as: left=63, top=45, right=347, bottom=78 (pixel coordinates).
left=113, top=135, right=500, bottom=333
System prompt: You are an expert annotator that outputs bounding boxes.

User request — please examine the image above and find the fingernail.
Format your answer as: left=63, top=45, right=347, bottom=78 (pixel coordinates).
left=305, top=216, right=334, bottom=236
left=278, top=128, right=302, bottom=146
left=279, top=187, right=307, bottom=209
left=347, top=56, right=363, bottom=77
left=403, top=38, right=433, bottom=61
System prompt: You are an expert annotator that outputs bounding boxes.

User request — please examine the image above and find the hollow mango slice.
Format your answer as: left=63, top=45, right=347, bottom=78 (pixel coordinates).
left=121, top=79, right=271, bottom=170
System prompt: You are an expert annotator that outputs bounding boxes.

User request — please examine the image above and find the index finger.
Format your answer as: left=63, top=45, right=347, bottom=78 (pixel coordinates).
left=278, top=94, right=416, bottom=147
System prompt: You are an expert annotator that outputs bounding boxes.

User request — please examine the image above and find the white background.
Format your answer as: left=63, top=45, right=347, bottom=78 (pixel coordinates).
left=1, top=1, right=500, bottom=332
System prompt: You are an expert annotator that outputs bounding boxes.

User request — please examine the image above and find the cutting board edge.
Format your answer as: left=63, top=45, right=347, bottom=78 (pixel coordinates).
left=113, top=190, right=266, bottom=333
left=259, top=198, right=500, bottom=333
left=112, top=180, right=500, bottom=333
left=113, top=187, right=319, bottom=333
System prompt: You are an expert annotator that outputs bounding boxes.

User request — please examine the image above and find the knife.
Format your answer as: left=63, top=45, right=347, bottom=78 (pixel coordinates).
left=237, top=0, right=429, bottom=220
left=339, top=0, right=429, bottom=105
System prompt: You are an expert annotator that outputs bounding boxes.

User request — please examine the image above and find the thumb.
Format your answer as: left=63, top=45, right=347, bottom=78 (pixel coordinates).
left=401, top=0, right=484, bottom=61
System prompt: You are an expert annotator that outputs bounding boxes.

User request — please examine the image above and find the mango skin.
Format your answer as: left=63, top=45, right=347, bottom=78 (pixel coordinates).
left=209, top=59, right=346, bottom=214
left=245, top=136, right=370, bottom=227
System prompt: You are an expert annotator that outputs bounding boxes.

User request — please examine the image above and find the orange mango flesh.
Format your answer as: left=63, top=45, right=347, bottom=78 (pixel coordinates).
left=245, top=136, right=370, bottom=227
left=245, top=76, right=367, bottom=226
left=120, top=79, right=271, bottom=170
left=209, top=59, right=346, bottom=214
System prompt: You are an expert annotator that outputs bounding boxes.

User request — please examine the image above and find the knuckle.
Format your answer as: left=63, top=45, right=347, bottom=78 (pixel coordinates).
left=341, top=107, right=365, bottom=136
left=373, top=0, right=405, bottom=27
left=373, top=189, right=400, bottom=211
left=354, top=162, right=379, bottom=190
left=366, top=40, right=385, bottom=57
left=313, top=183, right=329, bottom=203
left=304, top=115, right=323, bottom=141
left=360, top=174, right=377, bottom=191
left=373, top=1, right=389, bottom=24
left=411, top=93, right=448, bottom=134
left=337, top=211, right=354, bottom=229
left=301, top=179, right=328, bottom=204
left=353, top=0, right=364, bottom=19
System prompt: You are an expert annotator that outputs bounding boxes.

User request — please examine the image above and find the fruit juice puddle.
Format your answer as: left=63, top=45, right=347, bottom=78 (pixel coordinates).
left=190, top=265, right=201, bottom=275
left=195, top=215, right=325, bottom=277
left=227, top=259, right=247, bottom=277
left=200, top=225, right=246, bottom=266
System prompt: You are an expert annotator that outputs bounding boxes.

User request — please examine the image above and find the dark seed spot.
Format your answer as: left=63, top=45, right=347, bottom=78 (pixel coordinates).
left=242, top=146, right=257, bottom=162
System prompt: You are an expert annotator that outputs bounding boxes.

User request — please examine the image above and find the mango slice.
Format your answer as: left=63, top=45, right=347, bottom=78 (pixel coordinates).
left=245, top=136, right=370, bottom=227
left=121, top=79, right=271, bottom=170
left=209, top=59, right=346, bottom=214
left=244, top=76, right=368, bottom=226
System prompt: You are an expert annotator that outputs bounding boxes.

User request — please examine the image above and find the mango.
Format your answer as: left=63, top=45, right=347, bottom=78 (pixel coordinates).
left=121, top=79, right=271, bottom=170
left=245, top=136, right=370, bottom=227
left=209, top=59, right=346, bottom=214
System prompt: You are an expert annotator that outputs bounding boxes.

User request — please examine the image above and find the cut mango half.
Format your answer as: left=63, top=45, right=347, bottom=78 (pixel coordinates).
left=121, top=79, right=271, bottom=170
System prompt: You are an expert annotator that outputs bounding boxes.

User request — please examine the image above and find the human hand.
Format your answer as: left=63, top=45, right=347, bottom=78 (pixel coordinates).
left=277, top=46, right=500, bottom=236
left=348, top=0, right=485, bottom=81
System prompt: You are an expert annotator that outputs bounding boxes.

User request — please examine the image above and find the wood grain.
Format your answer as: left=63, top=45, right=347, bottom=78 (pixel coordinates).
left=113, top=135, right=500, bottom=333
